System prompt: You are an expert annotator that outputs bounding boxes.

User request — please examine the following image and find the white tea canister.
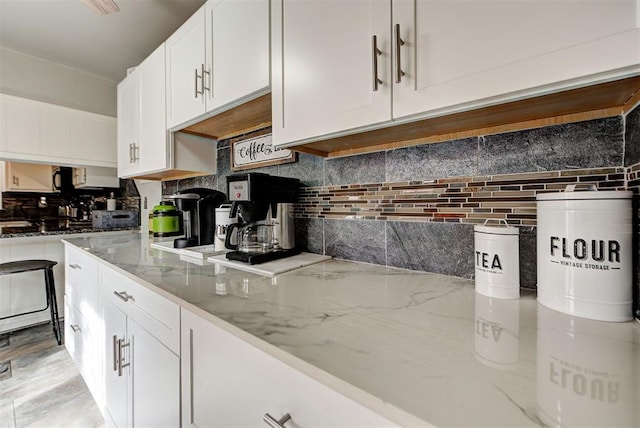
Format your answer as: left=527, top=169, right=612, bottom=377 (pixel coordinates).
left=536, top=184, right=632, bottom=322
left=474, top=220, right=520, bottom=299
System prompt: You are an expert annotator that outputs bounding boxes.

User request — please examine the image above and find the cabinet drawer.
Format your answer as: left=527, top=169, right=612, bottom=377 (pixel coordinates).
left=99, top=264, right=180, bottom=355
left=64, top=297, right=101, bottom=403
left=65, top=245, right=98, bottom=312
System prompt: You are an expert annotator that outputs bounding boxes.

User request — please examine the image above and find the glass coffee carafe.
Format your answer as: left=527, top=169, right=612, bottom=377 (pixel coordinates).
left=225, top=223, right=276, bottom=253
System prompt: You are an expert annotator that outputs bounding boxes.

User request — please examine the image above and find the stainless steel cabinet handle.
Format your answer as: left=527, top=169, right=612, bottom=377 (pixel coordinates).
left=70, top=324, right=80, bottom=332
left=195, top=68, right=203, bottom=98
left=129, top=143, right=134, bottom=164
left=112, top=335, right=118, bottom=372
left=132, top=143, right=140, bottom=162
left=263, top=413, right=291, bottom=428
left=68, top=264, right=81, bottom=270
left=113, top=291, right=133, bottom=302
left=117, top=338, right=130, bottom=377
left=372, top=35, right=383, bottom=91
left=202, top=63, right=210, bottom=94
left=395, top=23, right=405, bottom=83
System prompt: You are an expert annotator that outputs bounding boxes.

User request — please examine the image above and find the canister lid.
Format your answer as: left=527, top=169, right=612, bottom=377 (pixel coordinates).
left=474, top=224, right=519, bottom=235
left=536, top=186, right=632, bottom=201
left=474, top=219, right=519, bottom=235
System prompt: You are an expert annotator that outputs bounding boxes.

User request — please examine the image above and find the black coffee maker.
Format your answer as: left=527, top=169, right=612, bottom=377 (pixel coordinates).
left=168, top=188, right=226, bottom=248
left=225, top=173, right=299, bottom=264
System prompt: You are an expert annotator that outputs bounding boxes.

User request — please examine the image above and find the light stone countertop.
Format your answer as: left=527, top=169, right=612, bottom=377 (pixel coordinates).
left=62, top=233, right=640, bottom=427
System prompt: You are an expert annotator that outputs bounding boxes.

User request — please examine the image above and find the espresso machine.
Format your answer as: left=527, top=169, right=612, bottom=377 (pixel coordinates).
left=168, top=188, right=226, bottom=248
left=225, top=173, right=299, bottom=264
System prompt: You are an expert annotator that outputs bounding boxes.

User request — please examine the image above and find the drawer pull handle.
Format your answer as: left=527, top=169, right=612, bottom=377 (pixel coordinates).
left=114, top=291, right=133, bottom=302
left=263, top=413, right=291, bottom=428
left=70, top=324, right=80, bottom=332
left=69, top=264, right=81, bottom=270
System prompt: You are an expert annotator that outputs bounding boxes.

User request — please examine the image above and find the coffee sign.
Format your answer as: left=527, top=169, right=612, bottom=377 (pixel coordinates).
left=231, top=134, right=297, bottom=171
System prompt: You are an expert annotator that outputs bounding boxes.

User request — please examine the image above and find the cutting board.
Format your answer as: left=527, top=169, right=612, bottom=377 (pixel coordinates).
left=207, top=252, right=331, bottom=276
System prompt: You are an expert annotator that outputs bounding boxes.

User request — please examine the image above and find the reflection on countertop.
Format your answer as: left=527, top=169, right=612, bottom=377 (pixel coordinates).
left=62, top=233, right=640, bottom=428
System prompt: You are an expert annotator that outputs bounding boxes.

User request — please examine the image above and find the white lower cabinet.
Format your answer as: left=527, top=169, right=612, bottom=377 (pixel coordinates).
left=99, top=264, right=180, bottom=428
left=64, top=297, right=101, bottom=404
left=181, top=308, right=396, bottom=427
left=63, top=243, right=103, bottom=407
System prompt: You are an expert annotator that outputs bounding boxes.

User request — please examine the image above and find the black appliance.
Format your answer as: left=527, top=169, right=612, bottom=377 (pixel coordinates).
left=168, top=188, right=226, bottom=249
left=225, top=173, right=300, bottom=264
left=52, top=167, right=74, bottom=193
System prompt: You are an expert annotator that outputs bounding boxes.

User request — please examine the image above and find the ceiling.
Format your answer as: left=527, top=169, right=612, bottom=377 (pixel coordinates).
left=0, top=0, right=206, bottom=82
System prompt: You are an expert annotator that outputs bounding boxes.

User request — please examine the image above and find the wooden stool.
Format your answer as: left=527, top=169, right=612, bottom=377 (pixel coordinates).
left=0, top=260, right=62, bottom=345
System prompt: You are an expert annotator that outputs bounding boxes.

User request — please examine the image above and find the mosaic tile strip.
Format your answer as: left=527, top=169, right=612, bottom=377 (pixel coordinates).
left=295, top=167, right=629, bottom=226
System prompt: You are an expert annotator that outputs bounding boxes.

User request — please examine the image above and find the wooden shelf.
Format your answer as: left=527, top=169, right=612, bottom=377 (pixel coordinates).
left=177, top=76, right=640, bottom=160
left=181, top=93, right=272, bottom=141
left=294, top=76, right=640, bottom=158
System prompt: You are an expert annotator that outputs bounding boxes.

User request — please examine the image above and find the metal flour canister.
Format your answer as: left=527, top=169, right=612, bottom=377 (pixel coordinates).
left=474, top=220, right=520, bottom=299
left=536, top=185, right=633, bottom=322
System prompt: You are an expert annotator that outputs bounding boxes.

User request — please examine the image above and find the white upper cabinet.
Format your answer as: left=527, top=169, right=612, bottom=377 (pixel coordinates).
left=116, top=70, right=140, bottom=178
left=271, top=0, right=640, bottom=148
left=392, top=0, right=640, bottom=120
left=0, top=94, right=117, bottom=167
left=205, top=0, right=270, bottom=113
left=118, top=43, right=215, bottom=180
left=165, top=5, right=207, bottom=130
left=166, top=0, right=270, bottom=130
left=271, top=0, right=391, bottom=145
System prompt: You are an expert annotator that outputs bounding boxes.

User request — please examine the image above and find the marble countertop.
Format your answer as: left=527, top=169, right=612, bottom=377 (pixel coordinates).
left=62, top=233, right=640, bottom=427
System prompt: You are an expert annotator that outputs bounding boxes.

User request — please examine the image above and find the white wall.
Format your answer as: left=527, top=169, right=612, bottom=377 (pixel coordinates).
left=0, top=47, right=117, bottom=117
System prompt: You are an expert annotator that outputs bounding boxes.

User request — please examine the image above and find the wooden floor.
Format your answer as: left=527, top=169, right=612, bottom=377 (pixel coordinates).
left=0, top=322, right=104, bottom=428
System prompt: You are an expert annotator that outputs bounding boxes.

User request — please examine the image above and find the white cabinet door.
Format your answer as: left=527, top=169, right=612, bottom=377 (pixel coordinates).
left=271, top=0, right=391, bottom=146
left=0, top=95, right=40, bottom=155
left=1, top=162, right=53, bottom=192
left=182, top=309, right=396, bottom=427
left=392, top=0, right=640, bottom=120
left=64, top=298, right=101, bottom=405
left=117, top=71, right=140, bottom=178
left=166, top=5, right=206, bottom=129
left=69, top=113, right=117, bottom=165
left=205, top=0, right=270, bottom=114
left=137, top=43, right=169, bottom=175
left=101, top=289, right=180, bottom=428
left=40, top=108, right=71, bottom=158
left=129, top=320, right=180, bottom=428
left=102, top=294, right=129, bottom=428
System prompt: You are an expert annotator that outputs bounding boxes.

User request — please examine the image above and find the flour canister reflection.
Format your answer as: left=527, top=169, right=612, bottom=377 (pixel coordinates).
left=474, top=220, right=520, bottom=299
left=536, top=305, right=639, bottom=427
left=536, top=185, right=632, bottom=322
left=474, top=294, right=520, bottom=370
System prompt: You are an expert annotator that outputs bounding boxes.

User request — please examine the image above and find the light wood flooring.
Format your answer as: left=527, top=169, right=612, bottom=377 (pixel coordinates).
left=0, top=322, right=104, bottom=428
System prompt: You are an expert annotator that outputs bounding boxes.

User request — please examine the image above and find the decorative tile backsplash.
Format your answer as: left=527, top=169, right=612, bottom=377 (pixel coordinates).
left=163, top=103, right=639, bottom=307
left=296, top=167, right=626, bottom=226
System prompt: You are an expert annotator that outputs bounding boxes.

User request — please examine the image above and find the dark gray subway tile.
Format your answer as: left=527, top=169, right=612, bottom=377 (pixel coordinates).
left=325, top=152, right=386, bottom=186
left=278, top=152, right=324, bottom=187
left=386, top=221, right=475, bottom=279
left=518, top=226, right=537, bottom=289
left=295, top=218, right=324, bottom=254
left=479, top=117, right=624, bottom=175
left=386, top=138, right=478, bottom=182
left=324, top=219, right=385, bottom=265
